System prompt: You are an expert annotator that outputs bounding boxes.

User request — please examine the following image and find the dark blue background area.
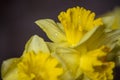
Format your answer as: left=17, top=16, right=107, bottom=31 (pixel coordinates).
left=0, top=0, right=120, bottom=80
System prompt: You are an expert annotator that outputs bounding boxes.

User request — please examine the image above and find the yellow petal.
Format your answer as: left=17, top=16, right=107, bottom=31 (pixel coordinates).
left=79, top=46, right=115, bottom=80
left=54, top=48, right=82, bottom=80
left=18, top=51, right=63, bottom=80
left=1, top=58, right=20, bottom=80
left=24, top=35, right=50, bottom=54
left=35, top=19, right=66, bottom=42
left=102, top=7, right=120, bottom=31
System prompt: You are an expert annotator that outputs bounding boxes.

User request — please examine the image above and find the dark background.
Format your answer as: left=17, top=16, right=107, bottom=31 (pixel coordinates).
left=0, top=0, right=120, bottom=80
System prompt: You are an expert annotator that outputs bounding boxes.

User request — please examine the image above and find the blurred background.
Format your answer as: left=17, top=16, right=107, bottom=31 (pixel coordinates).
left=0, top=0, right=120, bottom=80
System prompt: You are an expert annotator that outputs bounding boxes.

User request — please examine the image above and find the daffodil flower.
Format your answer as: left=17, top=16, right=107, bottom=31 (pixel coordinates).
left=35, top=6, right=120, bottom=50
left=35, top=6, right=103, bottom=47
left=53, top=45, right=115, bottom=80
left=1, top=35, right=63, bottom=80
left=18, top=51, right=63, bottom=80
left=35, top=6, right=120, bottom=80
left=79, top=46, right=115, bottom=80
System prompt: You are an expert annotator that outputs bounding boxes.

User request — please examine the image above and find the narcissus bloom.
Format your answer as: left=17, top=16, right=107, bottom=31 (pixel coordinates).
left=35, top=6, right=103, bottom=47
left=34, top=7, right=120, bottom=80
left=54, top=46, right=115, bottom=80
left=79, top=46, right=115, bottom=80
left=18, top=51, right=63, bottom=80
left=1, top=35, right=63, bottom=80
left=58, top=6, right=103, bottom=46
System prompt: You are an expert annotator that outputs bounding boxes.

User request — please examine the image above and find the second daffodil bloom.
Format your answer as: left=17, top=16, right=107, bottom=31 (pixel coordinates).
left=54, top=46, right=115, bottom=80
left=1, top=35, right=63, bottom=80
left=35, top=6, right=103, bottom=47
left=18, top=51, right=63, bottom=80
left=79, top=46, right=115, bottom=80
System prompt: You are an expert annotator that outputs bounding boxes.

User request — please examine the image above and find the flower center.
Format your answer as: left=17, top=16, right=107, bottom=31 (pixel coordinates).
left=58, top=6, right=103, bottom=46
left=79, top=46, right=115, bottom=80
left=17, top=51, right=63, bottom=80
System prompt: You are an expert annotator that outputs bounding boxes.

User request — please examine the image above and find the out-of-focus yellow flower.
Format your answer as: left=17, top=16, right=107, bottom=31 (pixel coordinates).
left=79, top=46, right=115, bottom=80
left=102, top=7, right=120, bottom=31
left=1, top=35, right=63, bottom=80
left=18, top=51, right=63, bottom=80
left=101, top=7, right=120, bottom=67
left=58, top=6, right=103, bottom=46
left=35, top=6, right=103, bottom=47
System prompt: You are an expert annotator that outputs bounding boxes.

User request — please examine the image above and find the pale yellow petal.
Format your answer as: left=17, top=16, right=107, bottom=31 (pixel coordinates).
left=54, top=48, right=82, bottom=79
left=102, top=7, right=120, bottom=31
left=1, top=58, right=20, bottom=80
left=35, top=19, right=66, bottom=42
left=24, top=35, right=50, bottom=54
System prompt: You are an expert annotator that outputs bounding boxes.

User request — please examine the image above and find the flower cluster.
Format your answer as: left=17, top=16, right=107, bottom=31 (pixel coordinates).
left=1, top=6, right=120, bottom=80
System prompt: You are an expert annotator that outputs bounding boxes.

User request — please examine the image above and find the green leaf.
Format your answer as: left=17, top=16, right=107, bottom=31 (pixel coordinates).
left=35, top=19, right=66, bottom=42
left=24, top=35, right=50, bottom=54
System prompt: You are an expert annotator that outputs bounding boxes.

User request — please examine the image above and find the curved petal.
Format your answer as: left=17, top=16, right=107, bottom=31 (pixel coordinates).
left=46, top=42, right=70, bottom=54
left=1, top=58, right=20, bottom=80
left=24, top=35, right=50, bottom=54
left=53, top=48, right=82, bottom=80
left=102, top=16, right=115, bottom=32
left=79, top=27, right=120, bottom=51
left=75, top=26, right=105, bottom=51
left=102, top=7, right=120, bottom=31
left=56, top=22, right=65, bottom=32
left=35, top=19, right=66, bottom=42
left=76, top=26, right=101, bottom=47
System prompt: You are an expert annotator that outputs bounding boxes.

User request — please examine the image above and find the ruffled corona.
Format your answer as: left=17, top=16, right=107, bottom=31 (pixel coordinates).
left=79, top=46, right=115, bottom=80
left=17, top=51, right=63, bottom=80
left=58, top=6, right=103, bottom=46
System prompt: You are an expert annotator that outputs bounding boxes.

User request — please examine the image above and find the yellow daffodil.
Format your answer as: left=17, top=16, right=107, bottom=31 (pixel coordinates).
left=34, top=7, right=120, bottom=80
left=54, top=46, right=115, bottom=80
left=35, top=6, right=103, bottom=47
left=79, top=46, right=115, bottom=80
left=1, top=35, right=63, bottom=80
left=58, top=6, right=103, bottom=46
left=18, top=51, right=63, bottom=80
